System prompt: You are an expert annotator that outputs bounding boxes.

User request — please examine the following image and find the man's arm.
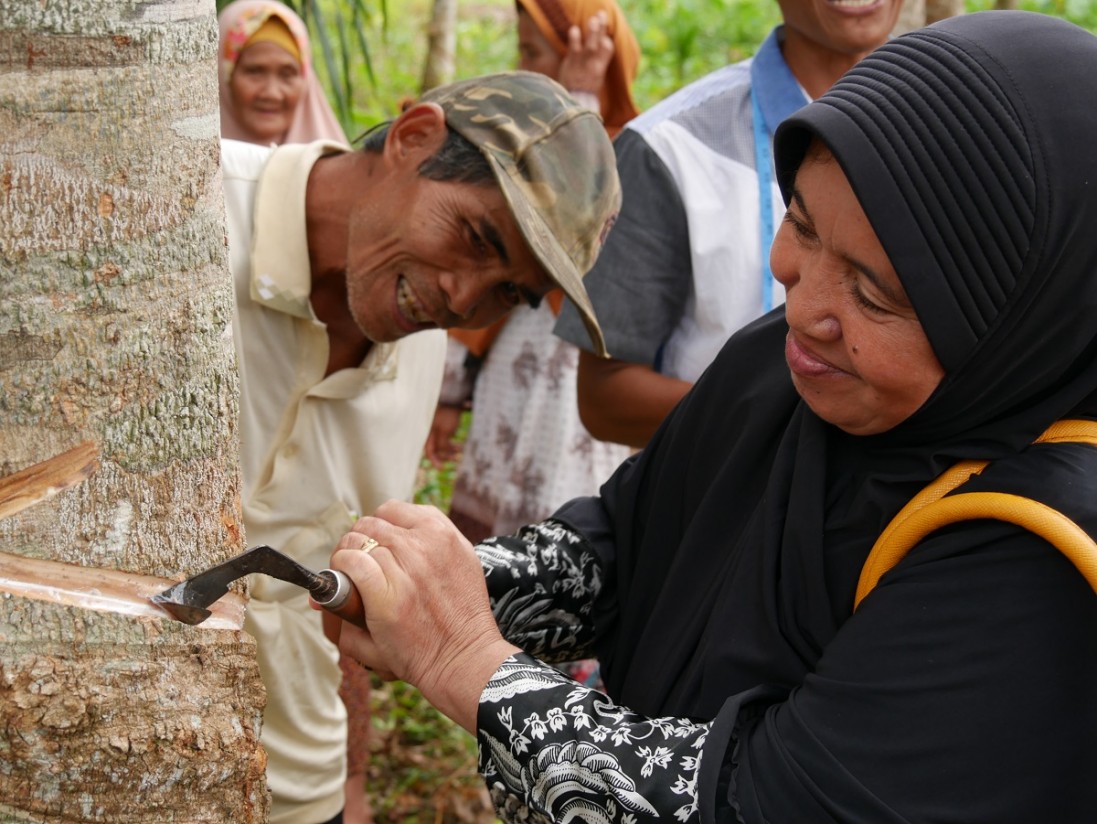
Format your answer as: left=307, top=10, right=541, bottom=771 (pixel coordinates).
left=577, top=351, right=692, bottom=448
left=425, top=337, right=474, bottom=468
left=555, top=130, right=692, bottom=446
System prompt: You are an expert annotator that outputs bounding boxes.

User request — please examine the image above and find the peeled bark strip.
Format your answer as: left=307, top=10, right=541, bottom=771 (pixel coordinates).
left=0, top=550, right=246, bottom=629
left=0, top=0, right=269, bottom=819
left=0, top=442, right=99, bottom=520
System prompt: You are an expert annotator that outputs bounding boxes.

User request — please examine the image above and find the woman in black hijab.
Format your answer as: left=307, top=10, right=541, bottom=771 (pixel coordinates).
left=326, top=11, right=1097, bottom=822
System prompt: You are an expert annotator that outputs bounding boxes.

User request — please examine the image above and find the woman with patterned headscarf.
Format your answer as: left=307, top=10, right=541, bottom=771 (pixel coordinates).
left=218, top=0, right=345, bottom=145
left=218, top=4, right=362, bottom=823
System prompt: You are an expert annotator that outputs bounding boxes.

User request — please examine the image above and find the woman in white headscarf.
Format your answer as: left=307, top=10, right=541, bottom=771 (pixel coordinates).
left=218, top=4, right=364, bottom=823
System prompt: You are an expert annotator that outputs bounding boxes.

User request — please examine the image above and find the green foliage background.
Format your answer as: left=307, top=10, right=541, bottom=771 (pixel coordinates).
left=260, top=0, right=1097, bottom=137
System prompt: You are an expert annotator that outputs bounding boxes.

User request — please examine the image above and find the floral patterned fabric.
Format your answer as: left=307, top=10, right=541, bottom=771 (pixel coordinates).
left=479, top=655, right=709, bottom=823
left=477, top=522, right=708, bottom=822
left=479, top=520, right=603, bottom=663
left=446, top=304, right=630, bottom=541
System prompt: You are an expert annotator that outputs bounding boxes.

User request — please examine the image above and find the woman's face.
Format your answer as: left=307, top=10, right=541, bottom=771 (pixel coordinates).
left=517, top=9, right=562, bottom=79
left=229, top=40, right=304, bottom=144
left=771, top=145, right=944, bottom=435
left=776, top=0, right=902, bottom=60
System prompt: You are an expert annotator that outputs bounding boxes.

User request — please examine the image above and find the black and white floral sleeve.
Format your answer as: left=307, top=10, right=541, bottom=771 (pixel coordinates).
left=478, top=653, right=709, bottom=823
left=478, top=519, right=604, bottom=664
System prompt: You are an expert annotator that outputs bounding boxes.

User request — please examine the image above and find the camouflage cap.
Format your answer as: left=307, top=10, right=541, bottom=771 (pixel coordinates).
left=421, top=71, right=620, bottom=357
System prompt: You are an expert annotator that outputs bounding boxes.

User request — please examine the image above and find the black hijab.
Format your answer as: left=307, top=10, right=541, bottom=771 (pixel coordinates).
left=563, top=11, right=1097, bottom=820
left=774, top=11, right=1097, bottom=450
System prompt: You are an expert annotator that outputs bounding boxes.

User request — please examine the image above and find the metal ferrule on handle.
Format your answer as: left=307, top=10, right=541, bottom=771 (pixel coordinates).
left=313, top=568, right=365, bottom=628
left=313, top=568, right=353, bottom=609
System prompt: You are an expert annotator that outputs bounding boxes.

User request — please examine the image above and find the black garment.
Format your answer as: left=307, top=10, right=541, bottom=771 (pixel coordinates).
left=553, top=332, right=1097, bottom=820
left=541, top=12, right=1097, bottom=822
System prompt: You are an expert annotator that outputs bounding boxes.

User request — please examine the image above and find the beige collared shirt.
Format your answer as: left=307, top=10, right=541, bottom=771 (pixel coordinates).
left=222, top=139, right=446, bottom=823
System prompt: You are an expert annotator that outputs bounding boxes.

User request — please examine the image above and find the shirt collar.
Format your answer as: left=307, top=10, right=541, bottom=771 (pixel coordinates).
left=250, top=140, right=348, bottom=319
left=750, top=26, right=812, bottom=140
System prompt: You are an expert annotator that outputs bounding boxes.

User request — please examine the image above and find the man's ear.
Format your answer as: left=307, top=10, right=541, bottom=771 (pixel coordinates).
left=385, top=102, right=448, bottom=169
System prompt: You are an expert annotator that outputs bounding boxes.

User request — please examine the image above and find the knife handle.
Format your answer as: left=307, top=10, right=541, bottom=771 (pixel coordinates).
left=314, top=569, right=365, bottom=628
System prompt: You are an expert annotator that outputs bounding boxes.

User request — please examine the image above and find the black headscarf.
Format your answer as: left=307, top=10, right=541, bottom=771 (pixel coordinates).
left=562, top=11, right=1097, bottom=820
left=774, top=11, right=1097, bottom=449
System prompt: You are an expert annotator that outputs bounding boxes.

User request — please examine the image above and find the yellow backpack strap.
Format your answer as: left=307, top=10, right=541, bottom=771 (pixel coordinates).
left=854, top=419, right=1097, bottom=611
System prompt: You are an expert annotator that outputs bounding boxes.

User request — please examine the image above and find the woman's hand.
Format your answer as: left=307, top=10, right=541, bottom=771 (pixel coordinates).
left=325, top=500, right=520, bottom=732
left=557, top=11, right=614, bottom=99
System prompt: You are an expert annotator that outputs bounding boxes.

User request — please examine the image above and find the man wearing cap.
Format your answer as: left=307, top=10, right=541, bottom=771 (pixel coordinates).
left=220, top=70, right=618, bottom=824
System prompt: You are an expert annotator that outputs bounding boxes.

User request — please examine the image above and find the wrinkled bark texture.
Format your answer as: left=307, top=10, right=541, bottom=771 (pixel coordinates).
left=0, top=0, right=268, bottom=820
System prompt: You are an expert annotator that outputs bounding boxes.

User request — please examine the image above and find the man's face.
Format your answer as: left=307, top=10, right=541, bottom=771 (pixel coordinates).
left=344, top=170, right=552, bottom=343
left=777, top=0, right=902, bottom=58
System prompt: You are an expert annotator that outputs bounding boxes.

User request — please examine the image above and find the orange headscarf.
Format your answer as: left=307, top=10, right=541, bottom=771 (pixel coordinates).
left=516, top=0, right=640, bottom=137
left=217, top=0, right=347, bottom=145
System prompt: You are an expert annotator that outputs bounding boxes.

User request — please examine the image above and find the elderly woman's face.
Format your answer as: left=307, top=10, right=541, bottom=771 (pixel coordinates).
left=771, top=146, right=944, bottom=435
left=229, top=40, right=304, bottom=144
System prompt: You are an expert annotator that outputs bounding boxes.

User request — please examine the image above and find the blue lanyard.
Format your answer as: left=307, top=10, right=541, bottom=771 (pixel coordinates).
left=751, top=86, right=776, bottom=313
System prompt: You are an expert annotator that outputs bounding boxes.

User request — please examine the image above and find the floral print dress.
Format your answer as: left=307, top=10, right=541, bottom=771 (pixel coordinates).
left=446, top=303, right=630, bottom=542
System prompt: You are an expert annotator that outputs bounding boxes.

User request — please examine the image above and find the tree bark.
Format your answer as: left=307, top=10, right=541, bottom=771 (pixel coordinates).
left=0, top=0, right=268, bottom=820
left=420, top=0, right=457, bottom=93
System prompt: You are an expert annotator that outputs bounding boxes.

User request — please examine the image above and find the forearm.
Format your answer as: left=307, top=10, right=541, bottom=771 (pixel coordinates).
left=478, top=652, right=709, bottom=822
left=426, top=635, right=521, bottom=735
left=478, top=519, right=604, bottom=663
left=577, top=351, right=692, bottom=448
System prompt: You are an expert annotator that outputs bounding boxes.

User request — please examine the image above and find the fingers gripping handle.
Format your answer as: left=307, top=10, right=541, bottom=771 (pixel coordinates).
left=313, top=569, right=365, bottom=627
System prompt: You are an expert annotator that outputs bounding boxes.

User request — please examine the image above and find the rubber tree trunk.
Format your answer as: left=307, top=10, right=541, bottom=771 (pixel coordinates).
left=0, top=0, right=269, bottom=820
left=420, top=0, right=457, bottom=93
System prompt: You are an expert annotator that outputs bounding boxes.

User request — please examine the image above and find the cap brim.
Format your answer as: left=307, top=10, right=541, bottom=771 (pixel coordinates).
left=487, top=155, right=609, bottom=358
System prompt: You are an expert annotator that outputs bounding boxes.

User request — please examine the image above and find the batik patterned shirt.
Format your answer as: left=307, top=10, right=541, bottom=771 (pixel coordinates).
left=477, top=521, right=710, bottom=823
